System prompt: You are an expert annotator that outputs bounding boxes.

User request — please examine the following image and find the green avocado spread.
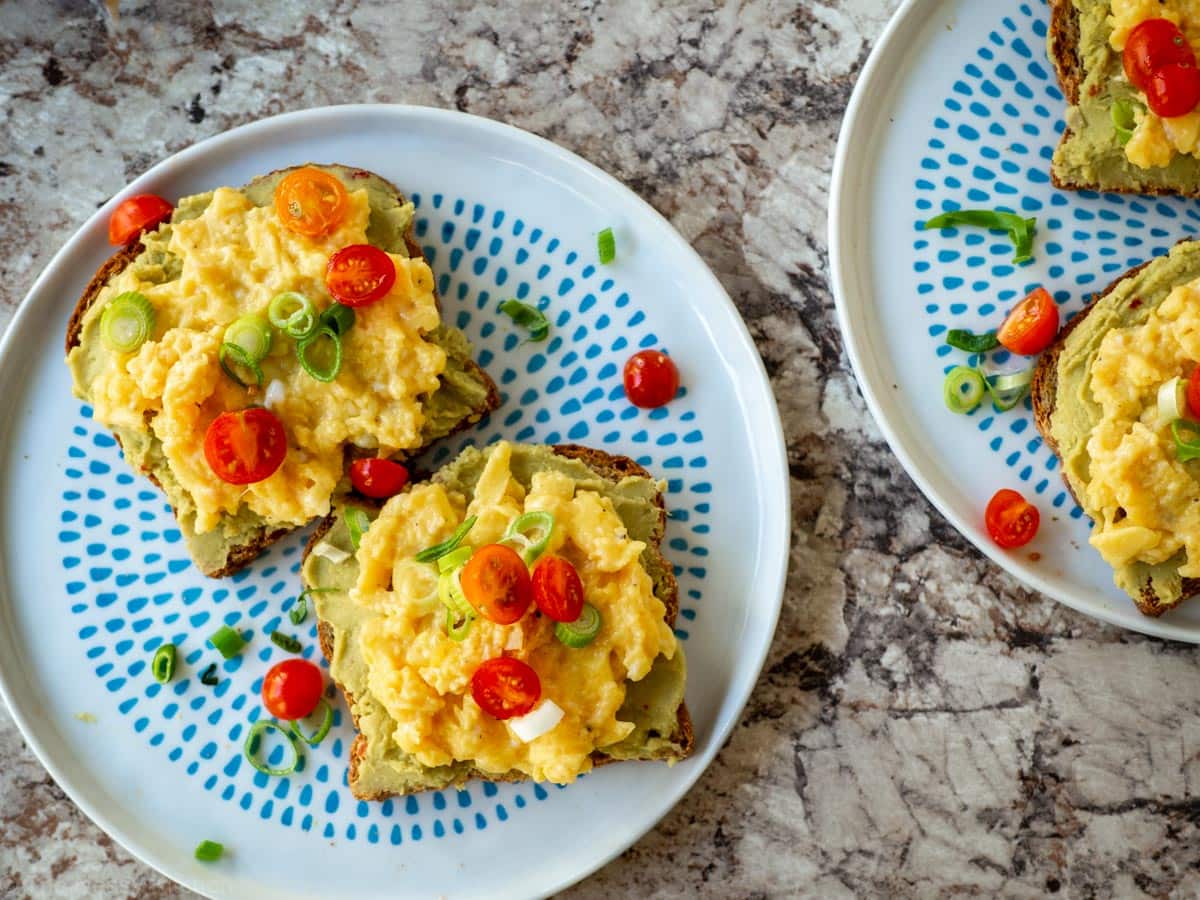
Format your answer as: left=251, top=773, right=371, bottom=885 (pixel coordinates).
left=66, top=164, right=493, bottom=575
left=301, top=443, right=689, bottom=795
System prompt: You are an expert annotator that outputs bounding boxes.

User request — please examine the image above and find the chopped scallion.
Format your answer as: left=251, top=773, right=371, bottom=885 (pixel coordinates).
left=597, top=227, right=616, bottom=264
left=320, top=302, right=356, bottom=336
left=345, top=506, right=370, bottom=551
left=555, top=603, right=602, bottom=648
left=289, top=698, right=333, bottom=747
left=945, top=329, right=999, bottom=354
left=982, top=367, right=1033, bottom=412
left=924, top=208, right=1037, bottom=265
left=437, top=546, right=474, bottom=573
left=223, top=314, right=272, bottom=363
left=151, top=643, right=176, bottom=684
left=943, top=366, right=986, bottom=414
left=218, top=341, right=264, bottom=387
left=208, top=625, right=247, bottom=659
left=100, top=291, right=155, bottom=354
left=415, top=515, right=478, bottom=563
left=1173, top=419, right=1200, bottom=462
left=501, top=511, right=555, bottom=565
left=498, top=299, right=550, bottom=342
left=1112, top=100, right=1136, bottom=145
left=268, top=292, right=318, bottom=341
left=270, top=630, right=302, bottom=654
left=194, top=840, right=224, bottom=862
left=295, top=325, right=343, bottom=382
left=243, top=719, right=301, bottom=777
left=199, top=663, right=219, bottom=686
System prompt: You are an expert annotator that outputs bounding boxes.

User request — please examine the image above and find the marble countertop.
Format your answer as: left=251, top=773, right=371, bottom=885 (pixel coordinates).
left=2, top=0, right=1197, bottom=896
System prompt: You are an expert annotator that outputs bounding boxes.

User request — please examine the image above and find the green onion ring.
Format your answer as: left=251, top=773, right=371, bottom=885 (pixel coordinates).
left=218, top=341, right=264, bottom=387
left=502, top=511, right=555, bottom=565
left=320, top=302, right=356, bottom=336
left=555, top=603, right=602, bottom=648
left=295, top=325, right=343, bottom=382
left=151, top=643, right=176, bottom=684
left=223, top=314, right=273, bottom=362
left=289, top=698, right=333, bottom=747
left=983, top=368, right=1033, bottom=412
left=268, top=292, right=319, bottom=340
left=943, top=366, right=986, bottom=414
left=100, top=291, right=156, bottom=354
left=437, top=546, right=474, bottom=573
left=445, top=607, right=474, bottom=642
left=243, top=719, right=301, bottom=777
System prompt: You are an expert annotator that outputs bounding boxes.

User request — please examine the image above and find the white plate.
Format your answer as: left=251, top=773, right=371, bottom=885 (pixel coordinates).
left=0, top=105, right=789, bottom=898
left=831, top=0, right=1200, bottom=640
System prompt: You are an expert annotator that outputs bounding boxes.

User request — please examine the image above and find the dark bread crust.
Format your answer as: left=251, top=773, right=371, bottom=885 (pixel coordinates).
left=306, top=444, right=695, bottom=799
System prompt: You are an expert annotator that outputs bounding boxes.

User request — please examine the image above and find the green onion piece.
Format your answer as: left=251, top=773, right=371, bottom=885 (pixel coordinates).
left=945, top=329, right=999, bottom=354
left=438, top=568, right=474, bottom=621
left=268, top=292, right=318, bottom=341
left=151, top=643, right=176, bottom=684
left=597, top=227, right=616, bottom=264
left=498, top=299, right=550, bottom=342
left=289, top=698, right=333, bottom=747
left=982, top=367, right=1034, bottom=412
left=320, top=302, right=356, bottom=336
left=416, top=515, right=478, bottom=563
left=270, top=631, right=302, bottom=654
left=943, top=366, right=986, bottom=414
left=1157, top=376, right=1187, bottom=426
left=1112, top=100, right=1136, bottom=145
left=295, top=325, right=343, bottom=382
left=243, top=719, right=301, bottom=777
left=223, top=314, right=273, bottom=363
left=1173, top=419, right=1200, bottom=461
left=208, top=625, right=246, bottom=660
left=924, top=209, right=1037, bottom=264
left=289, top=587, right=335, bottom=626
left=555, top=603, right=602, bottom=648
left=445, top=607, right=474, bottom=641
left=437, top=546, right=474, bottom=573
left=345, top=506, right=370, bottom=551
left=199, top=663, right=219, bottom=686
left=100, top=291, right=155, bottom=354
left=194, top=840, right=224, bottom=862
left=501, top=511, right=555, bottom=565
left=218, top=341, right=264, bottom=387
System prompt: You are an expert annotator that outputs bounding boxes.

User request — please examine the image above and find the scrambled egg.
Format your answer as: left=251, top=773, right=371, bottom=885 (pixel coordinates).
left=1086, top=278, right=1200, bottom=574
left=353, top=441, right=677, bottom=783
left=1110, top=0, right=1200, bottom=168
left=77, top=186, right=445, bottom=532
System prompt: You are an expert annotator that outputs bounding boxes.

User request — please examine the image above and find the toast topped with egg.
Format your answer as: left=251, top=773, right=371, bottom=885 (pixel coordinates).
left=301, top=441, right=693, bottom=797
left=65, top=164, right=499, bottom=577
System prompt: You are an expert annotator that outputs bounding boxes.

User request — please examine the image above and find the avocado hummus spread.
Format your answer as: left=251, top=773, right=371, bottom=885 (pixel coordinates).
left=303, top=444, right=688, bottom=795
left=67, top=165, right=492, bottom=575
left=1051, top=242, right=1200, bottom=607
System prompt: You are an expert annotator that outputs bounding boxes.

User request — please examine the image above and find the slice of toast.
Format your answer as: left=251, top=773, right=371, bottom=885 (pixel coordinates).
left=301, top=442, right=694, bottom=799
left=66, top=164, right=499, bottom=577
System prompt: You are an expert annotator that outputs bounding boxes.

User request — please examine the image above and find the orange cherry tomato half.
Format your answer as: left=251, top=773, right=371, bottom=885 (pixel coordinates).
left=325, top=244, right=396, bottom=307
left=623, top=349, right=680, bottom=408
left=1147, top=62, right=1200, bottom=118
left=274, top=167, right=349, bottom=237
left=997, top=287, right=1059, bottom=356
left=349, top=458, right=409, bottom=499
left=1123, top=18, right=1194, bottom=92
left=262, top=658, right=324, bottom=721
left=108, top=194, right=173, bottom=246
left=531, top=555, right=585, bottom=623
left=203, top=408, right=287, bottom=485
left=460, top=544, right=534, bottom=625
left=471, top=657, right=541, bottom=720
left=985, top=489, right=1040, bottom=549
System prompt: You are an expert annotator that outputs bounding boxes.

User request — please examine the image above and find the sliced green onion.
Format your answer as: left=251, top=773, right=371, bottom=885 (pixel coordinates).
left=199, top=663, right=219, bottom=686
left=100, top=291, right=155, bottom=354
left=208, top=625, right=246, bottom=659
left=1158, top=377, right=1188, bottom=426
left=945, top=329, right=999, bottom=354
left=320, top=302, right=356, bottom=336
left=345, top=506, right=370, bottom=551
left=1173, top=419, right=1200, bottom=462
left=243, top=719, right=301, bottom=777
left=151, top=643, right=176, bottom=684
left=268, top=292, right=318, bottom=341
left=296, top=325, right=343, bottom=382
left=924, top=209, right=1037, bottom=265
left=416, top=515, right=478, bottom=563
left=270, top=631, right=302, bottom=654
left=597, top=227, right=616, bottom=264
left=290, top=587, right=335, bottom=626
left=1112, top=100, right=1136, bottom=145
left=219, top=341, right=264, bottom=387
left=437, top=546, right=474, bottom=573
left=502, top=511, right=555, bottom=565
left=943, top=366, right=986, bottom=414
left=194, top=840, right=224, bottom=862
left=439, top=568, right=474, bottom=621
left=555, top=603, right=602, bottom=648
left=498, top=299, right=550, bottom=342
left=289, top=698, right=333, bottom=747
left=223, top=314, right=273, bottom=363
left=445, top=607, right=474, bottom=641
left=983, top=367, right=1034, bottom=412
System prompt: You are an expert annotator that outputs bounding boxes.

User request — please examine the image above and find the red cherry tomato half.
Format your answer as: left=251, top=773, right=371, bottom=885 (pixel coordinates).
left=531, top=555, right=585, bottom=623
left=1124, top=18, right=1194, bottom=91
left=461, top=544, right=534, bottom=625
left=623, top=349, right=680, bottom=408
left=1187, top=367, right=1200, bottom=420
left=349, top=458, right=410, bottom=499
left=985, top=489, right=1040, bottom=549
left=203, top=408, right=288, bottom=485
left=997, top=287, right=1060, bottom=356
left=471, top=657, right=541, bottom=720
left=1146, top=61, right=1200, bottom=118
left=262, top=658, right=324, bottom=721
left=108, top=194, right=173, bottom=246
left=325, top=244, right=396, bottom=307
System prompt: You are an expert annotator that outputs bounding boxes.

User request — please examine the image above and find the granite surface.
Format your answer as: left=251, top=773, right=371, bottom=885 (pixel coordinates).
left=3, top=0, right=1199, bottom=897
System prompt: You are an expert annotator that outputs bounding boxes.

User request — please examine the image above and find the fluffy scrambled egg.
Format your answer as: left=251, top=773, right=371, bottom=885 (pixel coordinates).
left=78, top=186, right=445, bottom=532
left=1086, top=278, right=1200, bottom=573
left=353, top=441, right=677, bottom=783
left=1110, top=0, right=1200, bottom=168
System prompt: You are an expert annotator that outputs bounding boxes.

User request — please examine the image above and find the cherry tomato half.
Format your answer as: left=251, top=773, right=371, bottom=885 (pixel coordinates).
left=531, top=555, right=585, bottom=623
left=1187, top=367, right=1200, bottom=419
left=274, top=167, right=349, bottom=237
left=471, top=657, right=541, bottom=720
left=325, top=244, right=396, bottom=307
left=1123, top=18, right=1194, bottom=92
left=349, top=457, right=410, bottom=499
left=623, top=349, right=680, bottom=408
left=461, top=544, right=534, bottom=625
left=985, top=489, right=1040, bottom=549
left=1147, top=62, right=1200, bottom=118
left=108, top=194, right=173, bottom=246
left=262, top=658, right=324, bottom=721
left=203, top=407, right=288, bottom=485
left=997, top=287, right=1060, bottom=356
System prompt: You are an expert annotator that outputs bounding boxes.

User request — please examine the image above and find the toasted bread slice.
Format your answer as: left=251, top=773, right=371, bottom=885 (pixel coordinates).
left=302, top=442, right=694, bottom=799
left=66, top=164, right=499, bottom=577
